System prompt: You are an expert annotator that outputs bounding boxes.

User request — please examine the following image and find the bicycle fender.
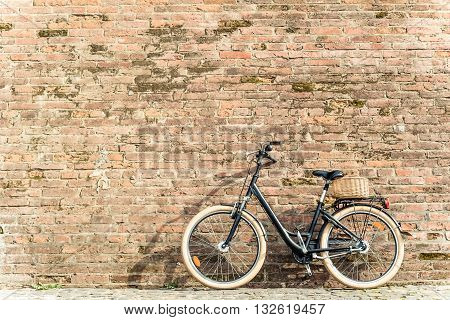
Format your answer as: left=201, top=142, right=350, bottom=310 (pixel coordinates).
left=220, top=203, right=268, bottom=241
left=322, top=203, right=411, bottom=237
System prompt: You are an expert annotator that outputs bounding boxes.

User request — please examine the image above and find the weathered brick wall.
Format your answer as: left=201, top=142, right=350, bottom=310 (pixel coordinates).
left=0, top=0, right=449, bottom=288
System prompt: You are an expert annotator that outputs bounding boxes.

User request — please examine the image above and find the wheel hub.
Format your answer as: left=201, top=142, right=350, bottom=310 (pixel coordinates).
left=360, top=240, right=370, bottom=254
left=217, top=241, right=230, bottom=253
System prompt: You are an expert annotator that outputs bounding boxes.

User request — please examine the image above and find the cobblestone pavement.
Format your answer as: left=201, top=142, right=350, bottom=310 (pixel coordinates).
left=0, top=285, right=448, bottom=300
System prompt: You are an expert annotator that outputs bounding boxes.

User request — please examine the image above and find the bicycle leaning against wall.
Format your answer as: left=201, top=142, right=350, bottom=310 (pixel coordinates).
left=181, top=141, right=406, bottom=289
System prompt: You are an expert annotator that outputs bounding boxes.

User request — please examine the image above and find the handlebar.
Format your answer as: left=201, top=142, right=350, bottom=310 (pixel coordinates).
left=263, top=141, right=282, bottom=151
left=257, top=141, right=282, bottom=164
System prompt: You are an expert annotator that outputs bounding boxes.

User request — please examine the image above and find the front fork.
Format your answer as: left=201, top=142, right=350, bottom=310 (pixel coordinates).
left=222, top=197, right=250, bottom=248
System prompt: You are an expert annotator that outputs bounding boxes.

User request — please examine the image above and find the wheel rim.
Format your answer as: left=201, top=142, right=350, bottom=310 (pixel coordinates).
left=187, top=212, right=260, bottom=284
left=325, top=211, right=399, bottom=283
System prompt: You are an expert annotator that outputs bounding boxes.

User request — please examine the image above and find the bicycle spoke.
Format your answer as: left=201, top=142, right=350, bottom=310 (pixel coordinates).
left=332, top=255, right=348, bottom=271
left=368, top=247, right=389, bottom=271
left=205, top=218, right=221, bottom=244
left=217, top=214, right=227, bottom=235
left=200, top=252, right=220, bottom=274
left=361, top=213, right=370, bottom=240
left=228, top=257, right=246, bottom=276
left=219, top=255, right=223, bottom=281
left=229, top=246, right=253, bottom=267
left=212, top=256, right=220, bottom=278
left=368, top=228, right=390, bottom=245
left=340, top=257, right=356, bottom=276
left=350, top=209, right=361, bottom=237
left=362, top=255, right=378, bottom=278
left=190, top=235, right=216, bottom=249
left=203, top=255, right=219, bottom=276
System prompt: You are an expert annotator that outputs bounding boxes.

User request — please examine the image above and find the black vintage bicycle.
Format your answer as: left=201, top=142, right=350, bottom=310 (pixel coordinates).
left=182, top=141, right=405, bottom=289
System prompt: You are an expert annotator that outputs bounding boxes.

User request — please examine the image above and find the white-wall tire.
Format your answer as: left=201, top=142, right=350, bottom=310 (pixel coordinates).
left=319, top=205, right=404, bottom=289
left=181, top=205, right=267, bottom=289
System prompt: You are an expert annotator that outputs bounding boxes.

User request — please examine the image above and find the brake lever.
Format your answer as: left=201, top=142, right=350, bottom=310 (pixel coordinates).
left=266, top=154, right=277, bottom=164
left=245, top=150, right=259, bottom=159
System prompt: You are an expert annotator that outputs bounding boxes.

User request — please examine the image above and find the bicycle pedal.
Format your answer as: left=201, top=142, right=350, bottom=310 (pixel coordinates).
left=305, top=264, right=313, bottom=277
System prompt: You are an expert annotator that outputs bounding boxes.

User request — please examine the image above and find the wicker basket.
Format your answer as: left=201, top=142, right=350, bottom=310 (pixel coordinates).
left=329, top=177, right=370, bottom=198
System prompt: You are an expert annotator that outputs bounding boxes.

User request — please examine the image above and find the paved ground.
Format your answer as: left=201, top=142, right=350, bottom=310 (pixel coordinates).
left=0, top=285, right=448, bottom=300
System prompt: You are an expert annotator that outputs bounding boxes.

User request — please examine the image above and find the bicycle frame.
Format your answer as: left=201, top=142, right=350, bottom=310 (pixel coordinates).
left=224, top=162, right=364, bottom=258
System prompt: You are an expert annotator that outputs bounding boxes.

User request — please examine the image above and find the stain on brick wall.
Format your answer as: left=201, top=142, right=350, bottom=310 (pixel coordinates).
left=0, top=0, right=448, bottom=288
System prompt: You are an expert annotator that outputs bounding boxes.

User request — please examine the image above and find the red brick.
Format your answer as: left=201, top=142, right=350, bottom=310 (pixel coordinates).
left=219, top=51, right=251, bottom=59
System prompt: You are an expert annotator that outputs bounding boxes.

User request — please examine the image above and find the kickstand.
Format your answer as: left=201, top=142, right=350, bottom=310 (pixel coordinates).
left=305, top=264, right=313, bottom=277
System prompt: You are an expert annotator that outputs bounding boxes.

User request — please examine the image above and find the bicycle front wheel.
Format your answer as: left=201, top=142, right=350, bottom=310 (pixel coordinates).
left=181, top=205, right=267, bottom=289
left=319, top=205, right=404, bottom=289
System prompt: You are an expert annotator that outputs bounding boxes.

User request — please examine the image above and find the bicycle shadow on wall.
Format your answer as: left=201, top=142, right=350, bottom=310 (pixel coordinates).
left=127, top=127, right=330, bottom=289
left=127, top=167, right=258, bottom=289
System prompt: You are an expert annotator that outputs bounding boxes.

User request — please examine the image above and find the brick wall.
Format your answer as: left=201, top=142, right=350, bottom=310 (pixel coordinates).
left=0, top=0, right=449, bottom=288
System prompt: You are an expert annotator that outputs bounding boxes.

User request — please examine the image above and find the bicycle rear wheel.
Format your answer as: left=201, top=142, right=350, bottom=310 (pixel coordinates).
left=319, top=205, right=404, bottom=289
left=181, top=205, right=267, bottom=289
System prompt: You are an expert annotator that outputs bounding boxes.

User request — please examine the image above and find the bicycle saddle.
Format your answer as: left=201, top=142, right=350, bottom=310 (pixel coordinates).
left=312, top=170, right=345, bottom=181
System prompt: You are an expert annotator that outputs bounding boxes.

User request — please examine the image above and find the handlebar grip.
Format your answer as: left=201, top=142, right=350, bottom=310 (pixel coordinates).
left=270, top=141, right=282, bottom=146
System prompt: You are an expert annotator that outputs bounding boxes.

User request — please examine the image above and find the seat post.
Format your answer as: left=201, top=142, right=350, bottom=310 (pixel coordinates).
left=319, top=180, right=331, bottom=204
left=306, top=180, right=331, bottom=248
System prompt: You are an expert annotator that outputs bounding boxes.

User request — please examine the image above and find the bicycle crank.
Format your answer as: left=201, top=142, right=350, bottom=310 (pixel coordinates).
left=293, top=252, right=314, bottom=277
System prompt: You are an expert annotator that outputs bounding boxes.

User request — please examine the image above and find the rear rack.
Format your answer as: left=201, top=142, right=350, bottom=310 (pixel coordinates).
left=332, top=196, right=388, bottom=210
